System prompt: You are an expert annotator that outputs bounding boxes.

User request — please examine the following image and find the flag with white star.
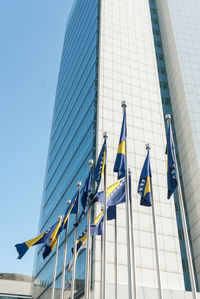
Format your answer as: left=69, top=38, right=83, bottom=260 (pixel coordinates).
left=137, top=151, right=152, bottom=207
left=166, top=122, right=178, bottom=199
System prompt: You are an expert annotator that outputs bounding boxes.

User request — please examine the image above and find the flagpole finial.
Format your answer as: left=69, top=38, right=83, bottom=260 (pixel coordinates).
left=89, top=159, right=94, bottom=167
left=77, top=181, right=82, bottom=188
left=103, top=131, right=108, bottom=139
left=128, top=168, right=132, bottom=174
left=146, top=144, right=151, bottom=151
left=58, top=215, right=62, bottom=220
left=165, top=114, right=171, bottom=121
left=67, top=200, right=71, bottom=205
left=121, top=100, right=127, bottom=108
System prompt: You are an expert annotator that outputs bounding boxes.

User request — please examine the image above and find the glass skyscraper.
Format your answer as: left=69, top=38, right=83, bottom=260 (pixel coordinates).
left=34, top=0, right=200, bottom=298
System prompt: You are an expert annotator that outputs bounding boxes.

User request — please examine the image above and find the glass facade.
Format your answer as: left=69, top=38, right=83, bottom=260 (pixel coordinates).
left=149, top=0, right=192, bottom=291
left=33, top=0, right=100, bottom=298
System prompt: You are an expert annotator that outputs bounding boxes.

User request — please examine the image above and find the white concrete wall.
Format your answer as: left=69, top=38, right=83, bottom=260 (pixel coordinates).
left=91, top=0, right=185, bottom=298
left=0, top=279, right=32, bottom=297
left=156, top=0, right=200, bottom=286
left=80, top=287, right=200, bottom=299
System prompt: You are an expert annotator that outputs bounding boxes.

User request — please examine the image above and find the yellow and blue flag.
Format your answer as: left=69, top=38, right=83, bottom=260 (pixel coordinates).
left=90, top=211, right=104, bottom=236
left=74, top=171, right=92, bottom=227
left=114, top=110, right=127, bottom=179
left=62, top=191, right=79, bottom=229
left=90, top=205, right=116, bottom=236
left=166, top=122, right=178, bottom=199
left=94, top=139, right=107, bottom=193
left=15, top=221, right=60, bottom=259
left=72, top=228, right=88, bottom=254
left=72, top=206, right=116, bottom=256
left=81, top=170, right=92, bottom=210
left=96, top=178, right=126, bottom=207
left=42, top=218, right=63, bottom=259
left=137, top=151, right=152, bottom=207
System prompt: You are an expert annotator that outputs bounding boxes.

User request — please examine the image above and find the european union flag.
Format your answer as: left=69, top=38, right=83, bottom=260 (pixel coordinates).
left=96, top=178, right=126, bottom=207
left=137, top=151, right=152, bottom=207
left=42, top=218, right=63, bottom=259
left=15, top=221, right=60, bottom=259
left=166, top=122, right=178, bottom=199
left=94, top=139, right=107, bottom=193
left=114, top=110, right=127, bottom=179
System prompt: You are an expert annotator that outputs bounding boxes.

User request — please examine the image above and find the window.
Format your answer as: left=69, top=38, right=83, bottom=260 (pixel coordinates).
left=153, top=29, right=160, bottom=36
left=155, top=41, right=162, bottom=48
left=151, top=8, right=157, bottom=14
left=160, top=81, right=169, bottom=89
left=152, top=18, right=159, bottom=25
left=182, top=259, right=188, bottom=272
left=178, top=228, right=183, bottom=240
left=158, top=66, right=166, bottom=74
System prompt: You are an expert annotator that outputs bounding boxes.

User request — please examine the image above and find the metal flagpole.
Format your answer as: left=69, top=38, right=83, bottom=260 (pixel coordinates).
left=85, top=159, right=93, bottom=299
left=88, top=244, right=92, bottom=299
left=60, top=200, right=71, bottom=299
left=146, top=144, right=162, bottom=299
left=114, top=217, right=118, bottom=299
left=100, top=204, right=104, bottom=299
left=121, top=101, right=133, bottom=299
left=128, top=168, right=137, bottom=299
left=51, top=215, right=62, bottom=299
left=71, top=181, right=82, bottom=299
left=102, top=132, right=108, bottom=299
left=165, top=114, right=197, bottom=299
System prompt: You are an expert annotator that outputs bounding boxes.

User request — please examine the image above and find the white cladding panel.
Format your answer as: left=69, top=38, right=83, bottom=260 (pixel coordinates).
left=91, top=0, right=185, bottom=297
left=79, top=287, right=200, bottom=299
left=156, top=0, right=200, bottom=286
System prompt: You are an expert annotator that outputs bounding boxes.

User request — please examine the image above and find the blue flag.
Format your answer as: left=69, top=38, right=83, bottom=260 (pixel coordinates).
left=62, top=191, right=79, bottom=230
left=72, top=228, right=87, bottom=254
left=166, top=122, right=178, bottom=199
left=137, top=151, right=152, bottom=207
left=74, top=170, right=92, bottom=227
left=94, top=139, right=107, bottom=193
left=114, top=110, right=127, bottom=179
left=96, top=178, right=126, bottom=207
left=90, top=211, right=104, bottom=236
left=42, top=218, right=63, bottom=259
left=15, top=220, right=61, bottom=259
left=71, top=191, right=79, bottom=214
left=81, top=169, right=92, bottom=210
left=90, top=205, right=116, bottom=236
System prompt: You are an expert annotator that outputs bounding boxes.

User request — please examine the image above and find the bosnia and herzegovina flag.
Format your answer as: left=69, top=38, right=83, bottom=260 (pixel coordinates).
left=96, top=178, right=126, bottom=207
left=166, top=122, right=178, bottom=199
left=94, top=138, right=107, bottom=193
left=15, top=220, right=61, bottom=259
left=114, top=110, right=127, bottom=179
left=42, top=218, right=63, bottom=259
left=90, top=211, right=104, bottom=236
left=62, top=191, right=79, bottom=229
left=81, top=170, right=92, bottom=211
left=74, top=170, right=92, bottom=227
left=137, top=151, right=152, bottom=207
left=72, top=228, right=88, bottom=255
left=72, top=206, right=116, bottom=256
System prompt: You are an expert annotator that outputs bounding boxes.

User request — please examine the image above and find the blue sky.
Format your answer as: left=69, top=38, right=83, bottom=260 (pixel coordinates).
left=0, top=0, right=74, bottom=276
